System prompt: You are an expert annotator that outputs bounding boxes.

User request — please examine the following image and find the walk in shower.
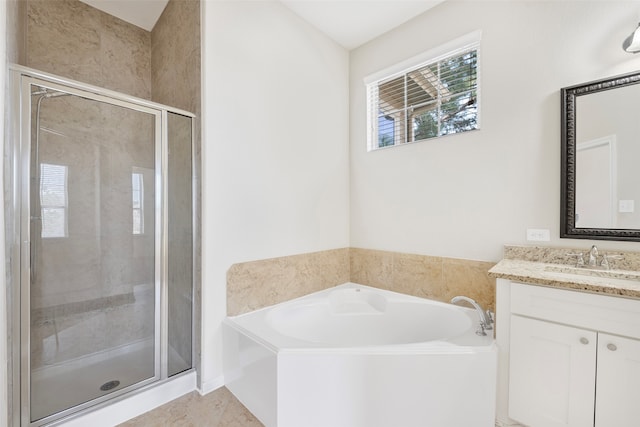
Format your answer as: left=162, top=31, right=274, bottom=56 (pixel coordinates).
left=8, top=66, right=195, bottom=426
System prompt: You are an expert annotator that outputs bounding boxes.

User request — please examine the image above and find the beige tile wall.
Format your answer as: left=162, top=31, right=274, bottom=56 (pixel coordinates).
left=227, top=248, right=497, bottom=315
left=22, top=0, right=201, bottom=372
left=26, top=0, right=152, bottom=98
left=227, top=248, right=350, bottom=316
left=351, top=248, right=496, bottom=312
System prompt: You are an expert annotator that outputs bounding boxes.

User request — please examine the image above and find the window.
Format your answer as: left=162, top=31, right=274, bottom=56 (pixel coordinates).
left=366, top=33, right=480, bottom=150
left=40, top=163, right=68, bottom=238
left=132, top=172, right=144, bottom=235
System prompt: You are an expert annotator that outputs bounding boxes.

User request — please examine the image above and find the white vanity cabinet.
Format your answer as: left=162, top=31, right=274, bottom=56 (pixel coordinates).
left=509, top=315, right=597, bottom=427
left=594, top=333, right=640, bottom=426
left=497, top=280, right=640, bottom=427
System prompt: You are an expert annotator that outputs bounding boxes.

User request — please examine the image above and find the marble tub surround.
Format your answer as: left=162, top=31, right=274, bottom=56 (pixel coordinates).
left=227, top=248, right=497, bottom=317
left=490, top=245, right=640, bottom=298
left=226, top=248, right=350, bottom=316
left=350, top=248, right=497, bottom=312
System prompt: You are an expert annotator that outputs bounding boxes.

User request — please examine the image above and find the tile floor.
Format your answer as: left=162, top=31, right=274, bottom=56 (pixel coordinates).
left=118, top=387, right=264, bottom=427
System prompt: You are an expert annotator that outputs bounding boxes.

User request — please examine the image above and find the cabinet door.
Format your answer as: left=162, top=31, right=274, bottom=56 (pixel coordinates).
left=595, top=333, right=640, bottom=427
left=509, top=315, right=597, bottom=427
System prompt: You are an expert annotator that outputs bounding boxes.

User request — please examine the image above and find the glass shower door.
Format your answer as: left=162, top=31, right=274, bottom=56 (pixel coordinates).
left=25, top=81, right=161, bottom=424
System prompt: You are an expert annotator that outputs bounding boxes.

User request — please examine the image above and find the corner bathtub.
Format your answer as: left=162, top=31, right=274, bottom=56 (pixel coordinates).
left=223, top=283, right=497, bottom=427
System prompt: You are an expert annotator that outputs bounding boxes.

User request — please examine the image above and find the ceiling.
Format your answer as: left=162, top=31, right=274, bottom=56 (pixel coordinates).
left=79, top=0, right=445, bottom=50
left=79, top=0, right=170, bottom=32
left=281, top=1, right=445, bottom=50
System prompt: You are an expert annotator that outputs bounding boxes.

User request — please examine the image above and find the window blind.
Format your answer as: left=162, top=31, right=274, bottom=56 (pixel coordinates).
left=40, top=163, right=68, bottom=238
left=367, top=41, right=480, bottom=150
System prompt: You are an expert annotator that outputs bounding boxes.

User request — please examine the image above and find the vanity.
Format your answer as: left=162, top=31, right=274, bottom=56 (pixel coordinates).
left=490, top=68, right=640, bottom=426
left=490, top=246, right=640, bottom=427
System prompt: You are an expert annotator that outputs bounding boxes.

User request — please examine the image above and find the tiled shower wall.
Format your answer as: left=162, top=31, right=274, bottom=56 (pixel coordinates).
left=26, top=0, right=152, bottom=98
left=227, top=248, right=496, bottom=316
left=25, top=1, right=157, bottom=369
left=19, top=0, right=201, bottom=371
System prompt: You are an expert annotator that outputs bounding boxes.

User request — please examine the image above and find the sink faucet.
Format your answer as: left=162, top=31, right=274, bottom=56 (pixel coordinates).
left=567, top=245, right=624, bottom=270
left=450, top=296, right=493, bottom=336
left=588, top=245, right=598, bottom=267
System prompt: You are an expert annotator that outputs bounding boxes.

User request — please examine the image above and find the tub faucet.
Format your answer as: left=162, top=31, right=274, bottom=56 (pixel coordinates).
left=450, top=296, right=493, bottom=336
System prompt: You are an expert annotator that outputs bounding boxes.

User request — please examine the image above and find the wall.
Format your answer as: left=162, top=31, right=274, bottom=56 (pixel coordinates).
left=349, top=1, right=640, bottom=264
left=21, top=1, right=158, bottom=373
left=350, top=248, right=495, bottom=311
left=26, top=0, right=151, bottom=98
left=227, top=248, right=350, bottom=316
left=201, top=0, right=350, bottom=391
left=227, top=248, right=495, bottom=316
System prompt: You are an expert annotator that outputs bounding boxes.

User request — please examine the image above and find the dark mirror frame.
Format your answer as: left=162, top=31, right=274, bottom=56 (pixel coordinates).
left=561, top=70, right=640, bottom=242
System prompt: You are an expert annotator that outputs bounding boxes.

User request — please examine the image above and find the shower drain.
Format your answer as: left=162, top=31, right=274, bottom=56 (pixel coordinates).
left=99, top=380, right=121, bottom=391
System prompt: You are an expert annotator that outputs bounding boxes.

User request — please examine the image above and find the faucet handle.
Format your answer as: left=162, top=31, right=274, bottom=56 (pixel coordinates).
left=600, top=254, right=623, bottom=270
left=566, top=252, right=585, bottom=267
left=485, top=310, right=495, bottom=330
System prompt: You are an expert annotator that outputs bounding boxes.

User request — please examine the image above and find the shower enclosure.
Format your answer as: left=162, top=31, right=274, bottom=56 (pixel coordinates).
left=8, top=66, right=195, bottom=426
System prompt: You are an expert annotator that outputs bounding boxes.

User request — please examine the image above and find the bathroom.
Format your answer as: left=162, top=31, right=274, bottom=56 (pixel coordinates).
left=2, top=0, right=640, bottom=426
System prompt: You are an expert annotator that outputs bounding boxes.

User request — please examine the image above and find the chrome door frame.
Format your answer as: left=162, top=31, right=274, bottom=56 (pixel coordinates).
left=9, top=65, right=195, bottom=426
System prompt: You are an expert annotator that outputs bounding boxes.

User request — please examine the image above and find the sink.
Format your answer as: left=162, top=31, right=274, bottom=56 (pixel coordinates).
left=542, top=265, right=640, bottom=287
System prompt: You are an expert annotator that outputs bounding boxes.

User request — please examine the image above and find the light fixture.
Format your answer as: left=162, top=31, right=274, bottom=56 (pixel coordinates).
left=623, top=22, right=640, bottom=53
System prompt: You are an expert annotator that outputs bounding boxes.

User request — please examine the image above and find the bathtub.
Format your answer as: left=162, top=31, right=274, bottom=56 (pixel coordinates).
left=223, top=283, right=497, bottom=427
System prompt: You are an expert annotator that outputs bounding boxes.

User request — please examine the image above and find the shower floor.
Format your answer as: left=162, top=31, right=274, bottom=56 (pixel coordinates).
left=31, top=340, right=188, bottom=422
left=29, top=285, right=190, bottom=422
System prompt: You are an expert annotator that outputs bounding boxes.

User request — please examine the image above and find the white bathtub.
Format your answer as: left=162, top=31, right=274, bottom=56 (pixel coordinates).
left=223, top=283, right=497, bottom=427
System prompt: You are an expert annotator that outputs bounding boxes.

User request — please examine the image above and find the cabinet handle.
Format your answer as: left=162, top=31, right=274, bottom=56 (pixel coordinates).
left=607, top=343, right=617, bottom=351
left=580, top=337, right=589, bottom=345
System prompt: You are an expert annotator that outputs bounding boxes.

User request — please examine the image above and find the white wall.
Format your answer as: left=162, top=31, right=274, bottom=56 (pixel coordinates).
left=350, top=1, right=640, bottom=263
left=201, top=0, right=350, bottom=390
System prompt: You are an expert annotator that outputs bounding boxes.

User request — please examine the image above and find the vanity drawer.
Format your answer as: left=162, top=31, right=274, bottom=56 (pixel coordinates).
left=510, top=282, right=640, bottom=339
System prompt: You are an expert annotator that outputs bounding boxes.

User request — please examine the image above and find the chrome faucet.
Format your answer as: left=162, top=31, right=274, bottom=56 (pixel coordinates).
left=566, top=245, right=624, bottom=270
left=588, top=245, right=599, bottom=267
left=450, top=296, right=494, bottom=336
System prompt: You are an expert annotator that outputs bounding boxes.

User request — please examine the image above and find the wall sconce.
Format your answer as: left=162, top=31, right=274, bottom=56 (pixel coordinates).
left=623, top=22, right=640, bottom=53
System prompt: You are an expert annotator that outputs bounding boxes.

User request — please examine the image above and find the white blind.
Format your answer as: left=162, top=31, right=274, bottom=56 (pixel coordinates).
left=367, top=41, right=480, bottom=151
left=40, top=163, right=68, bottom=238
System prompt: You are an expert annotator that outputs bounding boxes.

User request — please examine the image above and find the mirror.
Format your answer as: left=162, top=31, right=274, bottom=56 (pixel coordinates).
left=561, top=71, right=640, bottom=241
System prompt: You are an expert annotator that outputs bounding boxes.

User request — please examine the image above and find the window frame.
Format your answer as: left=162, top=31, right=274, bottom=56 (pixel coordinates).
left=365, top=30, right=481, bottom=151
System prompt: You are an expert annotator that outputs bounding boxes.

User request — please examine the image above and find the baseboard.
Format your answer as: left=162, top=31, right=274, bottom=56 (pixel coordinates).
left=495, top=418, right=525, bottom=427
left=198, top=374, right=225, bottom=395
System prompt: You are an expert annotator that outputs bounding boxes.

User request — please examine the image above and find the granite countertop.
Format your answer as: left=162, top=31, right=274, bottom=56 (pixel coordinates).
left=489, top=258, right=640, bottom=299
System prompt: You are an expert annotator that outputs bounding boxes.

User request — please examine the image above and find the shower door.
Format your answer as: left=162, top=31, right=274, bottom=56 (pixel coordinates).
left=21, top=77, right=162, bottom=425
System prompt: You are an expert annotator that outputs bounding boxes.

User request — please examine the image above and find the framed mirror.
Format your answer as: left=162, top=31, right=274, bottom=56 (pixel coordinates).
left=561, top=71, right=640, bottom=241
